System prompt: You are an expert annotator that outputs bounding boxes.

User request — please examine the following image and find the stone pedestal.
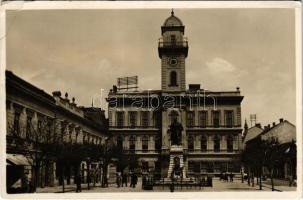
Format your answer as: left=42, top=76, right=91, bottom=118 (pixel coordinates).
left=167, top=145, right=186, bottom=179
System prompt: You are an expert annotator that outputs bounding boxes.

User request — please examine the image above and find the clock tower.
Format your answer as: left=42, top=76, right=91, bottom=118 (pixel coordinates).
left=158, top=10, right=188, bottom=92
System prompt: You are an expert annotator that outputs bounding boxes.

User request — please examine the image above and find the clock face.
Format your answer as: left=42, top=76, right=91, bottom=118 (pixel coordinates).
left=169, top=57, right=178, bottom=66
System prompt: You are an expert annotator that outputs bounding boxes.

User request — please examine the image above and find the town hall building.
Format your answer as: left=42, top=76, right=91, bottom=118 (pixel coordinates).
left=107, top=10, right=244, bottom=178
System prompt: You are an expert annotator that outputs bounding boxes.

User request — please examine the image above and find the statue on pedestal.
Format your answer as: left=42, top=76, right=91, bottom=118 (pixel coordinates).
left=170, top=119, right=183, bottom=146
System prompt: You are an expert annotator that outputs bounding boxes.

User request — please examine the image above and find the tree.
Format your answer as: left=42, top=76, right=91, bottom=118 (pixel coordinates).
left=7, top=116, right=61, bottom=191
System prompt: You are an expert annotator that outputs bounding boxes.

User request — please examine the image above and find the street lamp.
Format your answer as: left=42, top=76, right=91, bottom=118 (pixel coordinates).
left=86, top=157, right=91, bottom=190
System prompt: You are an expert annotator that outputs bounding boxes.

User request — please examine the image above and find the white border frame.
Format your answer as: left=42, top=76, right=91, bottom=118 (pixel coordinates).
left=0, top=1, right=301, bottom=200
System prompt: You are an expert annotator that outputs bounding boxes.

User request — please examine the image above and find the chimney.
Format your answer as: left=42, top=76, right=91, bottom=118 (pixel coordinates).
left=255, top=123, right=261, bottom=128
left=189, top=84, right=201, bottom=91
left=236, top=87, right=240, bottom=91
left=279, top=118, right=284, bottom=123
left=52, top=91, right=61, bottom=97
left=268, top=124, right=270, bottom=129
left=272, top=122, right=276, bottom=127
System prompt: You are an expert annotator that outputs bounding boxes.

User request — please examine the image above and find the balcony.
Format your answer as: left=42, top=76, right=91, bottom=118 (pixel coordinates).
left=158, top=40, right=188, bottom=58
left=187, top=149, right=240, bottom=155
left=109, top=125, right=160, bottom=131
left=158, top=41, right=188, bottom=48
left=186, top=125, right=242, bottom=130
left=122, top=149, right=160, bottom=154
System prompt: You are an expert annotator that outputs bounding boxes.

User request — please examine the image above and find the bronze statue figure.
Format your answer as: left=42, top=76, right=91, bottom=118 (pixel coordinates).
left=170, top=119, right=183, bottom=145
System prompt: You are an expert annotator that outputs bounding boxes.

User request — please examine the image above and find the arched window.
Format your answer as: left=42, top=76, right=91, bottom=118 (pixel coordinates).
left=129, top=135, right=136, bottom=152
left=117, top=135, right=123, bottom=150
left=170, top=71, right=177, bottom=86
left=201, top=135, right=207, bottom=152
left=142, top=136, right=149, bottom=152
left=226, top=135, right=233, bottom=152
left=169, top=110, right=179, bottom=124
left=213, top=135, right=220, bottom=152
left=188, top=136, right=194, bottom=151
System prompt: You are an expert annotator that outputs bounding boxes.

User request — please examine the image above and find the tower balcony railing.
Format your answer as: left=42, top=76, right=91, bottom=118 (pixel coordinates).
left=158, top=41, right=188, bottom=48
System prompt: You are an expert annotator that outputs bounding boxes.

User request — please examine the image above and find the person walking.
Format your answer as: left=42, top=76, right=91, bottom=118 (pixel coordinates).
left=134, top=173, right=138, bottom=188
left=130, top=173, right=135, bottom=188
left=122, top=173, right=128, bottom=187
left=230, top=172, right=234, bottom=182
left=76, top=174, right=82, bottom=193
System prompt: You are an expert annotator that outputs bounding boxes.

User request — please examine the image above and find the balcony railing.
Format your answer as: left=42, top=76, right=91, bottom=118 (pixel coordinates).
left=109, top=125, right=160, bottom=129
left=122, top=149, right=160, bottom=154
left=158, top=41, right=188, bottom=48
left=186, top=125, right=241, bottom=129
left=187, top=149, right=240, bottom=154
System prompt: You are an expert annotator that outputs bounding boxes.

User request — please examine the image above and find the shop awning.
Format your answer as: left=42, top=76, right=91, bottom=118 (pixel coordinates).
left=6, top=154, right=32, bottom=166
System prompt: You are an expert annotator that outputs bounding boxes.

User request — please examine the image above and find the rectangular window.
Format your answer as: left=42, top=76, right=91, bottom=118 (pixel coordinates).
left=129, top=136, right=136, bottom=152
left=186, top=111, right=195, bottom=127
left=200, top=136, right=207, bottom=152
left=213, top=111, right=220, bottom=128
left=199, top=111, right=207, bottom=127
left=188, top=136, right=194, bottom=151
left=13, top=112, right=20, bottom=135
left=200, top=162, right=208, bottom=173
left=225, top=111, right=233, bottom=127
left=26, top=117, right=32, bottom=139
left=129, top=112, right=137, bottom=128
left=188, top=161, right=195, bottom=173
left=142, top=136, right=149, bottom=152
left=141, top=111, right=149, bottom=127
left=116, top=112, right=124, bottom=128
left=153, top=112, right=161, bottom=128
left=194, top=162, right=201, bottom=173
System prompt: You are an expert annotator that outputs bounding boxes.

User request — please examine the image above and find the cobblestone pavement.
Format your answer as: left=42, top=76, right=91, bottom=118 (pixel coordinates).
left=36, top=178, right=296, bottom=193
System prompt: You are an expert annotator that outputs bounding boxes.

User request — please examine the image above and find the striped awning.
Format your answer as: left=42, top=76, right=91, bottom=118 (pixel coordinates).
left=6, top=154, right=32, bottom=166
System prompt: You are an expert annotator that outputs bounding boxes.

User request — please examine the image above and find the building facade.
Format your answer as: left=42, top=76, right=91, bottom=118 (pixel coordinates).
left=107, top=11, right=244, bottom=178
left=243, top=119, right=296, bottom=180
left=6, top=70, right=108, bottom=192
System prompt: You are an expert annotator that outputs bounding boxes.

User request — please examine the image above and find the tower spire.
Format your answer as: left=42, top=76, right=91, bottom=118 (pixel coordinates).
left=171, top=8, right=174, bottom=16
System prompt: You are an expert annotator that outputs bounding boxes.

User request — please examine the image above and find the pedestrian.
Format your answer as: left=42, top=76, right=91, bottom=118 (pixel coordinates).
left=134, top=173, right=138, bottom=188
left=230, top=172, right=234, bottom=182
left=220, top=171, right=223, bottom=181
left=122, top=173, right=128, bottom=187
left=130, top=173, right=134, bottom=188
left=116, top=173, right=121, bottom=188
left=170, top=182, right=175, bottom=192
left=76, top=174, right=82, bottom=193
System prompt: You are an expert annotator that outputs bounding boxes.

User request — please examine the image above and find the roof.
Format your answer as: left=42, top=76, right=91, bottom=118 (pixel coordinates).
left=163, top=11, right=183, bottom=26
left=243, top=126, right=263, bottom=144
left=260, top=120, right=296, bottom=144
left=6, top=70, right=55, bottom=105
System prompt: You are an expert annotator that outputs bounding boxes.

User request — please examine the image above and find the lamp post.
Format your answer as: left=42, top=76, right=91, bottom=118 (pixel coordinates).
left=86, top=157, right=91, bottom=190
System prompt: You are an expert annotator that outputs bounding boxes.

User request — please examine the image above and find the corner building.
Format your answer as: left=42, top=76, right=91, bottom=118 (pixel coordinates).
left=108, top=11, right=244, bottom=178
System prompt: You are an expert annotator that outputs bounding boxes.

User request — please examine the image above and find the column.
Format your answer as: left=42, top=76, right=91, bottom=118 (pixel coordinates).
left=221, top=135, right=226, bottom=151
left=137, top=136, right=142, bottom=151
left=207, top=135, right=212, bottom=151
left=19, top=107, right=27, bottom=138
left=148, top=135, right=155, bottom=151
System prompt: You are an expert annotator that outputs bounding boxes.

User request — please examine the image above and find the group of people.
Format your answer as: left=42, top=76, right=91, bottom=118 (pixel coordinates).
left=220, top=171, right=234, bottom=182
left=116, top=172, right=138, bottom=188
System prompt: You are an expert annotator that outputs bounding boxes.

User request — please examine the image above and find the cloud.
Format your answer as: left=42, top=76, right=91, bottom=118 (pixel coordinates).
left=206, top=57, right=236, bottom=73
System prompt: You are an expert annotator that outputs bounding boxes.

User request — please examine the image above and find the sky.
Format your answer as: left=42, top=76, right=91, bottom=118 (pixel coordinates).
left=6, top=8, right=296, bottom=127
